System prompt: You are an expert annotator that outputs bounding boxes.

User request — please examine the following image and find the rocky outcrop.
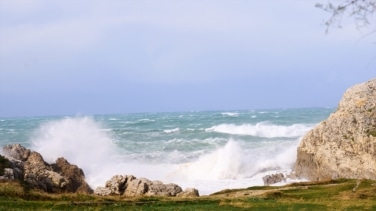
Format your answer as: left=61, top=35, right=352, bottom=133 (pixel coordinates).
left=23, top=151, right=69, bottom=193
left=52, top=157, right=92, bottom=193
left=262, top=173, right=286, bottom=186
left=2, top=144, right=30, bottom=161
left=94, top=174, right=198, bottom=197
left=1, top=144, right=92, bottom=193
left=295, top=78, right=376, bottom=181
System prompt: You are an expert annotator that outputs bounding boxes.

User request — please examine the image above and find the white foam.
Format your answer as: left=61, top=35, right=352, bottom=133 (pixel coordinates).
left=164, top=128, right=180, bottom=133
left=221, top=112, right=239, bottom=117
left=29, top=117, right=302, bottom=195
left=139, top=118, right=155, bottom=122
left=170, top=140, right=244, bottom=180
left=206, top=123, right=313, bottom=138
left=166, top=139, right=300, bottom=195
left=30, top=117, right=126, bottom=188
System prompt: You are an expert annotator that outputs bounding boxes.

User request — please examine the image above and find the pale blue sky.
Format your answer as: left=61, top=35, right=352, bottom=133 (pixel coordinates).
left=0, top=0, right=375, bottom=117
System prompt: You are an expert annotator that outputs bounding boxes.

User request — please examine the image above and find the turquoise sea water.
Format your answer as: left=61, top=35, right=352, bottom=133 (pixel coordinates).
left=0, top=108, right=333, bottom=194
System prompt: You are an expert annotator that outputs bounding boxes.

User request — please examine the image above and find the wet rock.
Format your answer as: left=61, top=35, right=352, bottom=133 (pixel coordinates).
left=262, top=173, right=286, bottom=186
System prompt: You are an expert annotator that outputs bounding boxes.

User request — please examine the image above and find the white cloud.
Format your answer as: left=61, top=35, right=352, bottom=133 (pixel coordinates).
left=0, top=0, right=373, bottom=84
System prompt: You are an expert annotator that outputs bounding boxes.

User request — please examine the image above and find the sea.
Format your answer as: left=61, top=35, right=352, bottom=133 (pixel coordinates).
left=0, top=108, right=334, bottom=195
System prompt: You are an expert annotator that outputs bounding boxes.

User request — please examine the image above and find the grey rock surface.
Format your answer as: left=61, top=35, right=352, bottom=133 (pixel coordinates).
left=95, top=175, right=190, bottom=197
left=294, top=78, right=376, bottom=181
left=1, top=144, right=92, bottom=193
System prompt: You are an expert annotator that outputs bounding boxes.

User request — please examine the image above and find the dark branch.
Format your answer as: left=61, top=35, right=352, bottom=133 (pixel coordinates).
left=316, top=0, right=376, bottom=33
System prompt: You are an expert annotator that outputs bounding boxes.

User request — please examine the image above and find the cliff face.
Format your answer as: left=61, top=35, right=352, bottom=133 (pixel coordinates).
left=295, top=78, right=376, bottom=181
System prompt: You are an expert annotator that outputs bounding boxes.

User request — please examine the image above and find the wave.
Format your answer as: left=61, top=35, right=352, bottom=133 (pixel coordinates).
left=164, top=128, right=180, bottom=133
left=169, top=140, right=298, bottom=181
left=221, top=112, right=239, bottom=117
left=205, top=122, right=313, bottom=138
left=30, top=117, right=125, bottom=189
left=123, top=118, right=155, bottom=126
left=27, top=116, right=305, bottom=195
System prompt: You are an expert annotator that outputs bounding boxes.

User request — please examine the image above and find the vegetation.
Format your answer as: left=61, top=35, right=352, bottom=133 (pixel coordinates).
left=0, top=179, right=376, bottom=210
left=316, top=0, right=376, bottom=32
left=366, top=130, right=376, bottom=137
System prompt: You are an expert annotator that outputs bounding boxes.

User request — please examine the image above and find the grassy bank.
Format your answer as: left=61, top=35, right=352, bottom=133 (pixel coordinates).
left=0, top=179, right=375, bottom=210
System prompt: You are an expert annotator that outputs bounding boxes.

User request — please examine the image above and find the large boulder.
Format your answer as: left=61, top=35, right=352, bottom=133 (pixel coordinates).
left=294, top=78, right=376, bottom=181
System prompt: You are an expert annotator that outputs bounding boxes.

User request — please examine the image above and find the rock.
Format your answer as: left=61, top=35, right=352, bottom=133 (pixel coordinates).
left=96, top=174, right=185, bottom=197
left=124, top=178, right=152, bottom=197
left=52, top=157, right=92, bottom=193
left=103, top=174, right=135, bottom=195
left=262, top=173, right=286, bottom=186
left=2, top=144, right=30, bottom=161
left=295, top=78, right=376, bottom=181
left=2, top=168, right=14, bottom=180
left=147, top=182, right=183, bottom=196
left=23, top=151, right=69, bottom=192
left=177, top=188, right=200, bottom=197
left=1, top=144, right=92, bottom=194
left=94, top=187, right=112, bottom=196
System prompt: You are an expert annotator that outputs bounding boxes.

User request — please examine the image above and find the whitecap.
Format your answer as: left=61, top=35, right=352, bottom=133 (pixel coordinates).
left=164, top=128, right=180, bottom=133
left=205, top=123, right=313, bottom=138
left=221, top=112, right=239, bottom=117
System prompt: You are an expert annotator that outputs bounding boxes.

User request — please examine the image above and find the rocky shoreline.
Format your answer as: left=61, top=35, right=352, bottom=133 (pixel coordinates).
left=0, top=143, right=199, bottom=197
left=1, top=78, right=375, bottom=198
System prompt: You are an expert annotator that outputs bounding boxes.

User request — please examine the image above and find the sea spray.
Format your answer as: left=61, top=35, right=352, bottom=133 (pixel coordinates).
left=169, top=139, right=299, bottom=181
left=169, top=140, right=244, bottom=180
left=29, top=117, right=177, bottom=189
left=0, top=108, right=334, bottom=195
left=30, top=117, right=124, bottom=188
left=206, top=123, right=313, bottom=138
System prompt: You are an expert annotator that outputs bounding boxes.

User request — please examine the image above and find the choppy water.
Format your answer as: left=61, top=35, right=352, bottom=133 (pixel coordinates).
left=0, top=108, right=333, bottom=195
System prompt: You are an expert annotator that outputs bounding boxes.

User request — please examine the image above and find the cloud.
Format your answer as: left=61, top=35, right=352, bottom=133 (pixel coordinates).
left=0, top=1, right=374, bottom=92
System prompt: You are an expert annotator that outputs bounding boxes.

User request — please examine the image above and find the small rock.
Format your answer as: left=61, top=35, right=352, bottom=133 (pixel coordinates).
left=177, top=188, right=200, bottom=197
left=262, top=173, right=285, bottom=186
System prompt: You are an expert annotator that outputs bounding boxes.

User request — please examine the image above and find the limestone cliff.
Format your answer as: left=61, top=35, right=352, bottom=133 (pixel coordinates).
left=295, top=78, right=376, bottom=181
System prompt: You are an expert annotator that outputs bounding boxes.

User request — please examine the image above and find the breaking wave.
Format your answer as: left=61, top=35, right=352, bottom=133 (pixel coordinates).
left=205, top=122, right=313, bottom=138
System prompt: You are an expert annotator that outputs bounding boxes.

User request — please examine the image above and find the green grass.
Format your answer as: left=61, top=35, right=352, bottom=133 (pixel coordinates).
left=0, top=179, right=376, bottom=210
left=367, top=130, right=376, bottom=137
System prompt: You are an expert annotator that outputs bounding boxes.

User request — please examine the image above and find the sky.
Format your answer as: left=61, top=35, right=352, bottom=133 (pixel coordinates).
left=0, top=0, right=375, bottom=117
